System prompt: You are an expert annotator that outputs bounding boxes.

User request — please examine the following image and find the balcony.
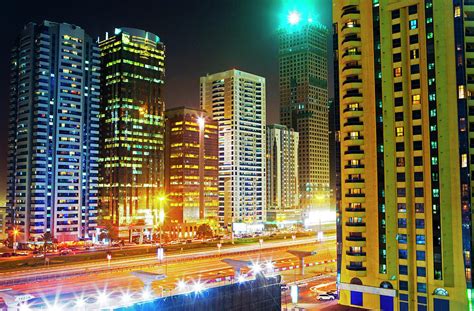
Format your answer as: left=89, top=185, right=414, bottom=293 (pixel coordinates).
left=344, top=164, right=364, bottom=169
left=344, top=135, right=363, bottom=141
left=341, top=8, right=360, bottom=18
left=342, top=78, right=362, bottom=85
left=344, top=179, right=365, bottom=184
left=344, top=149, right=364, bottom=155
left=346, top=264, right=366, bottom=271
left=346, top=236, right=366, bottom=242
left=341, top=36, right=361, bottom=45
left=346, top=251, right=366, bottom=256
left=345, top=206, right=366, bottom=212
left=345, top=221, right=365, bottom=226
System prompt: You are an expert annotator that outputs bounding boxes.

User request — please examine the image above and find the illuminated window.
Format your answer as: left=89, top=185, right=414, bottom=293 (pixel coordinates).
left=455, top=6, right=461, bottom=18
left=459, top=85, right=466, bottom=99
left=394, top=67, right=402, bottom=77
left=409, top=19, right=418, bottom=30
left=396, top=127, right=404, bottom=137
left=462, top=154, right=468, bottom=168
left=412, top=94, right=421, bottom=105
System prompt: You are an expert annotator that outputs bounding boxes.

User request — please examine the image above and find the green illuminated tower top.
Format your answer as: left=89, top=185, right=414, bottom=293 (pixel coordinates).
left=279, top=6, right=329, bottom=216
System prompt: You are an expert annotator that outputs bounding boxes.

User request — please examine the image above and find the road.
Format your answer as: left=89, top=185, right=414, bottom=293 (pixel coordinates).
left=0, top=236, right=337, bottom=310
left=0, top=235, right=332, bottom=285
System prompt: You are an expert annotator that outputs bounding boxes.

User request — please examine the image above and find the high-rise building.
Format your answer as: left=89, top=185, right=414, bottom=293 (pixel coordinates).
left=164, top=107, right=219, bottom=232
left=7, top=21, right=100, bottom=242
left=200, top=69, right=266, bottom=230
left=279, top=11, right=330, bottom=216
left=99, top=28, right=165, bottom=234
left=266, top=124, right=300, bottom=226
left=334, top=1, right=473, bottom=310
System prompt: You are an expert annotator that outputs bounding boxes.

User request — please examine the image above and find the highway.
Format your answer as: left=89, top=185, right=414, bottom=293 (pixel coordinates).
left=0, top=235, right=337, bottom=310
left=0, top=235, right=331, bottom=285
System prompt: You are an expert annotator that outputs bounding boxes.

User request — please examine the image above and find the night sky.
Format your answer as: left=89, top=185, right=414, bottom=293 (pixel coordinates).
left=0, top=0, right=332, bottom=204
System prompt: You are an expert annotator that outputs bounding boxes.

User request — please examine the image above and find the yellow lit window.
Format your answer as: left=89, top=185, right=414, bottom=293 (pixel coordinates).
left=412, top=94, right=421, bottom=105
left=462, top=154, right=468, bottom=168
left=396, top=127, right=404, bottom=137
left=459, top=85, right=466, bottom=99
left=394, top=67, right=402, bottom=77
left=455, top=6, right=461, bottom=18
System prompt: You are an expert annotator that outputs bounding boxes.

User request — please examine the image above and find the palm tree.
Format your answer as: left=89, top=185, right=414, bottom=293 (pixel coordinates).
left=42, top=232, right=52, bottom=263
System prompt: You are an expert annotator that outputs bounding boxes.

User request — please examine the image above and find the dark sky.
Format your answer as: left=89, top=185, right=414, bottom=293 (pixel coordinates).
left=0, top=0, right=332, bottom=204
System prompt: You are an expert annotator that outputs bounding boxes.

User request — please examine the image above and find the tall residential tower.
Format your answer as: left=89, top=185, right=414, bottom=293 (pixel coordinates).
left=334, top=1, right=473, bottom=310
left=200, top=69, right=266, bottom=230
left=266, top=124, right=300, bottom=226
left=8, top=21, right=100, bottom=242
left=279, top=11, right=330, bottom=216
left=99, top=28, right=165, bottom=234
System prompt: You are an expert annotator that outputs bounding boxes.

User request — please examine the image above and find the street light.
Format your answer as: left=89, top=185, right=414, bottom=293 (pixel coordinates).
left=13, top=228, right=19, bottom=255
left=158, top=195, right=166, bottom=246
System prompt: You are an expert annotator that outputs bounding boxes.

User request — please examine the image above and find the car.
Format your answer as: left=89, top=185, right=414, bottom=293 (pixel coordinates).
left=0, top=252, right=11, bottom=257
left=281, top=284, right=289, bottom=291
left=326, top=290, right=338, bottom=298
left=33, top=253, right=44, bottom=258
left=317, top=294, right=335, bottom=301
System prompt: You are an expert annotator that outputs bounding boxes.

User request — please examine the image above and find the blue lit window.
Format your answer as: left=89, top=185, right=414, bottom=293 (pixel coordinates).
left=400, top=294, right=409, bottom=301
left=415, top=219, right=425, bottom=229
left=417, top=251, right=426, bottom=261
left=416, top=235, right=426, bottom=245
left=399, top=265, right=408, bottom=275
left=400, top=281, right=408, bottom=291
left=398, top=234, right=407, bottom=244
left=418, top=296, right=427, bottom=304
left=399, top=249, right=408, bottom=259
left=398, top=218, right=407, bottom=228
left=409, top=19, right=418, bottom=29
left=415, top=203, right=424, bottom=213
left=417, top=283, right=427, bottom=293
left=417, top=267, right=426, bottom=277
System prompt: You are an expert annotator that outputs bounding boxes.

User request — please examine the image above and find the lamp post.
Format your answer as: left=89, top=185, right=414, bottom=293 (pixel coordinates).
left=12, top=228, right=19, bottom=255
left=158, top=196, right=165, bottom=246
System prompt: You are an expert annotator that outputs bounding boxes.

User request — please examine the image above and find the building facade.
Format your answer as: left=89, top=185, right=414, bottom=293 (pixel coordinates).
left=200, top=69, right=266, bottom=230
left=7, top=21, right=100, bottom=242
left=99, top=28, right=165, bottom=234
left=0, top=207, right=7, bottom=241
left=266, top=124, right=300, bottom=226
left=279, top=13, right=330, bottom=216
left=164, top=107, right=219, bottom=231
left=334, top=1, right=473, bottom=310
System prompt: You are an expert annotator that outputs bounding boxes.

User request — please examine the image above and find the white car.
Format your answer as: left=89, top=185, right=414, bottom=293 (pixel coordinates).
left=317, top=294, right=335, bottom=301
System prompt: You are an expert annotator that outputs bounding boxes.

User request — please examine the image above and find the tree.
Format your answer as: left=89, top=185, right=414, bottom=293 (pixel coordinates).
left=42, top=231, right=53, bottom=262
left=98, top=220, right=118, bottom=245
left=196, top=224, right=213, bottom=238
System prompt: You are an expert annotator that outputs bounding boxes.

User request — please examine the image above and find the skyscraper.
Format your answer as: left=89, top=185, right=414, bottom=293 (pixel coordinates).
left=334, top=1, right=473, bottom=310
left=266, top=124, right=300, bottom=226
left=7, top=21, right=100, bottom=242
left=200, top=69, right=266, bottom=231
left=164, top=107, right=219, bottom=235
left=279, top=10, right=330, bottom=217
left=99, top=28, right=165, bottom=234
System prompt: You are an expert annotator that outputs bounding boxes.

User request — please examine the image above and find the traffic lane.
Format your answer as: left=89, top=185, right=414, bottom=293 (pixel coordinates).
left=8, top=247, right=334, bottom=305
left=6, top=244, right=315, bottom=294
left=1, top=235, right=333, bottom=279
